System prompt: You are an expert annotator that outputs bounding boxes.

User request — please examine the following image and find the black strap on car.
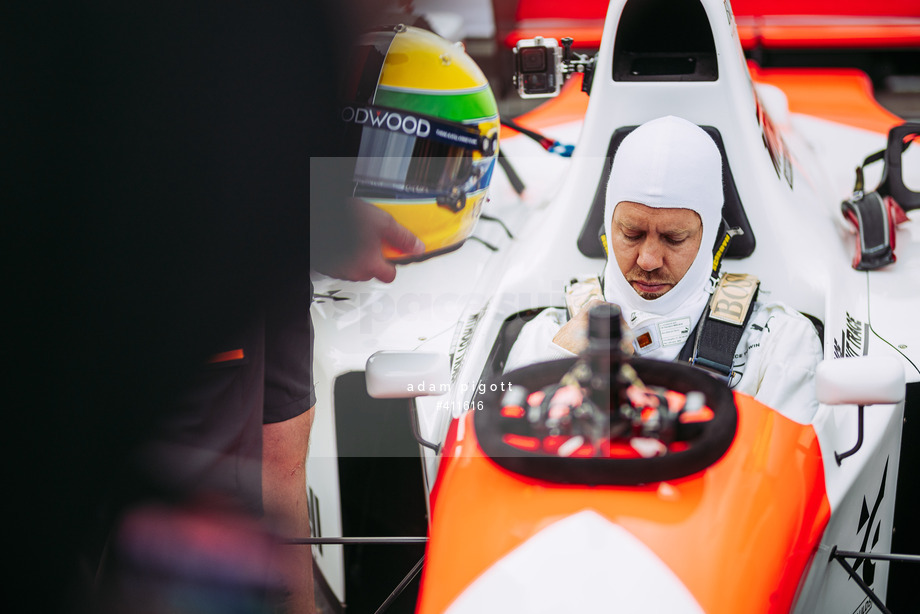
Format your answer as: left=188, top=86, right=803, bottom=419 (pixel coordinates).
left=840, top=122, right=919, bottom=271
left=874, top=122, right=920, bottom=212
left=841, top=191, right=907, bottom=271
left=501, top=118, right=575, bottom=157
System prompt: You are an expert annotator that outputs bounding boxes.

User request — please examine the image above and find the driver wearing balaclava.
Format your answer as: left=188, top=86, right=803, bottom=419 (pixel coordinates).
left=504, top=115, right=823, bottom=423
left=602, top=115, right=723, bottom=361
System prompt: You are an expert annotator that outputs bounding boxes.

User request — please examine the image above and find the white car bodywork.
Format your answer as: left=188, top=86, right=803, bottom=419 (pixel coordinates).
left=309, top=0, right=920, bottom=610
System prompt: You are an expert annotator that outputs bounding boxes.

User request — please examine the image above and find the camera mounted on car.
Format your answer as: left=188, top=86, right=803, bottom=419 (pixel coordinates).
left=513, top=36, right=596, bottom=98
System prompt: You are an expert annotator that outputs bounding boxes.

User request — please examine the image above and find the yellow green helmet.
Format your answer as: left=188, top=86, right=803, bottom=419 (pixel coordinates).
left=341, top=24, right=500, bottom=262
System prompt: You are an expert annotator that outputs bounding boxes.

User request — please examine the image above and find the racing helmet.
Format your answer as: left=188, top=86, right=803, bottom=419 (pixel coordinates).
left=341, top=24, right=500, bottom=262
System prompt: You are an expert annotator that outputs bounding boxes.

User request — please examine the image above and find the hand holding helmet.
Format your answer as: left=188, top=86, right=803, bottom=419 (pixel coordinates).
left=340, top=24, right=501, bottom=262
left=315, top=199, right=425, bottom=283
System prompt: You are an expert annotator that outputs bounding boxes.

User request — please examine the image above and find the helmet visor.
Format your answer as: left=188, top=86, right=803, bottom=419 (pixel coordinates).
left=342, top=104, right=496, bottom=197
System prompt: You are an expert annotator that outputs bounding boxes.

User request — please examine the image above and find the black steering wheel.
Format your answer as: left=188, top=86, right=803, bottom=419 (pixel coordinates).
left=473, top=356, right=738, bottom=486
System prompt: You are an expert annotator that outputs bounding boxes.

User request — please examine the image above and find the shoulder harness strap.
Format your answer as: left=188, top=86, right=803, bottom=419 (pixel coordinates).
left=679, top=272, right=760, bottom=381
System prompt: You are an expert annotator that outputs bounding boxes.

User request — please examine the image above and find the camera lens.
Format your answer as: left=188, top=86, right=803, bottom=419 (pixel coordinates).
left=520, top=47, right=546, bottom=72
left=523, top=73, right=547, bottom=90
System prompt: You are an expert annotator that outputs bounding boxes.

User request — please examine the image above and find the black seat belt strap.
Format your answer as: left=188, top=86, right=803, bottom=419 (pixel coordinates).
left=688, top=273, right=760, bottom=381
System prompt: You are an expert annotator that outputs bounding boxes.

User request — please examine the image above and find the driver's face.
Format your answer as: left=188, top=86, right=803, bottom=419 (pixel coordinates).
left=610, top=201, right=703, bottom=300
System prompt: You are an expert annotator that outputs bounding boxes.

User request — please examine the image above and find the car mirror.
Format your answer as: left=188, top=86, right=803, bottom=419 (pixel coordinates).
left=816, top=356, right=905, bottom=406
left=366, top=351, right=452, bottom=399
left=816, top=356, right=905, bottom=465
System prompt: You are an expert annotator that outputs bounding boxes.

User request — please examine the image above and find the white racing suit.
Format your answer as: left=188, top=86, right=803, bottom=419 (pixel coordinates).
left=504, top=302, right=824, bottom=424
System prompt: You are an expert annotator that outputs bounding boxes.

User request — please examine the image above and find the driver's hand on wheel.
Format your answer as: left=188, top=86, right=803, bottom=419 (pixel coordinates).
left=553, top=299, right=635, bottom=355
left=553, top=298, right=604, bottom=354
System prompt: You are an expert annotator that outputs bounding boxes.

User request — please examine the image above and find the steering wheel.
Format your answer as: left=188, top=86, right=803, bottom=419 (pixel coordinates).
left=474, top=356, right=737, bottom=486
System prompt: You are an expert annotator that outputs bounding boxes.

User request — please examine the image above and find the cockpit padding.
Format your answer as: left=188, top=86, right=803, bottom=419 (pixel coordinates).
left=577, top=126, right=756, bottom=260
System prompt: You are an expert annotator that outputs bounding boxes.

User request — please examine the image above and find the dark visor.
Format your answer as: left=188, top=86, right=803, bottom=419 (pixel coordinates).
left=341, top=104, right=496, bottom=196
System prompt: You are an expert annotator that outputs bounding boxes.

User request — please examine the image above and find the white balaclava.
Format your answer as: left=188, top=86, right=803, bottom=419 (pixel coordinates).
left=602, top=115, right=724, bottom=361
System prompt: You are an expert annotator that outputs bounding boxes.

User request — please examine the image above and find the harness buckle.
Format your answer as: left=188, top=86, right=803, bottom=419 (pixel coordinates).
left=688, top=356, right=732, bottom=384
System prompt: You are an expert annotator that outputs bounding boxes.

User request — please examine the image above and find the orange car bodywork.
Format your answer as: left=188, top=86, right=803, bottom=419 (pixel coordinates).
left=500, top=63, right=904, bottom=142
left=418, top=393, right=830, bottom=614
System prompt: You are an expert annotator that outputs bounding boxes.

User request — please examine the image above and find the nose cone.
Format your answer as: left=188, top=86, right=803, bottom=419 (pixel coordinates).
left=442, top=510, right=704, bottom=613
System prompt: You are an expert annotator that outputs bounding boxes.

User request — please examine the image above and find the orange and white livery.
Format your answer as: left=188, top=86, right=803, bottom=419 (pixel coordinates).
left=309, top=1, right=920, bottom=611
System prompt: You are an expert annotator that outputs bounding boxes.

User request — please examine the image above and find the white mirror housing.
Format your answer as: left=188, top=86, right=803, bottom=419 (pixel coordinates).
left=816, top=356, right=906, bottom=406
left=366, top=351, right=452, bottom=399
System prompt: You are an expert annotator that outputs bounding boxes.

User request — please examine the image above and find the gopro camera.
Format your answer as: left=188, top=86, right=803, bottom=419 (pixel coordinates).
left=513, top=37, right=563, bottom=98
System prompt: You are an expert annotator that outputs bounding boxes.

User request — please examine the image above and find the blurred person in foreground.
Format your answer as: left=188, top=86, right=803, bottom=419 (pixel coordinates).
left=109, top=18, right=502, bottom=614
left=0, top=2, right=408, bottom=613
